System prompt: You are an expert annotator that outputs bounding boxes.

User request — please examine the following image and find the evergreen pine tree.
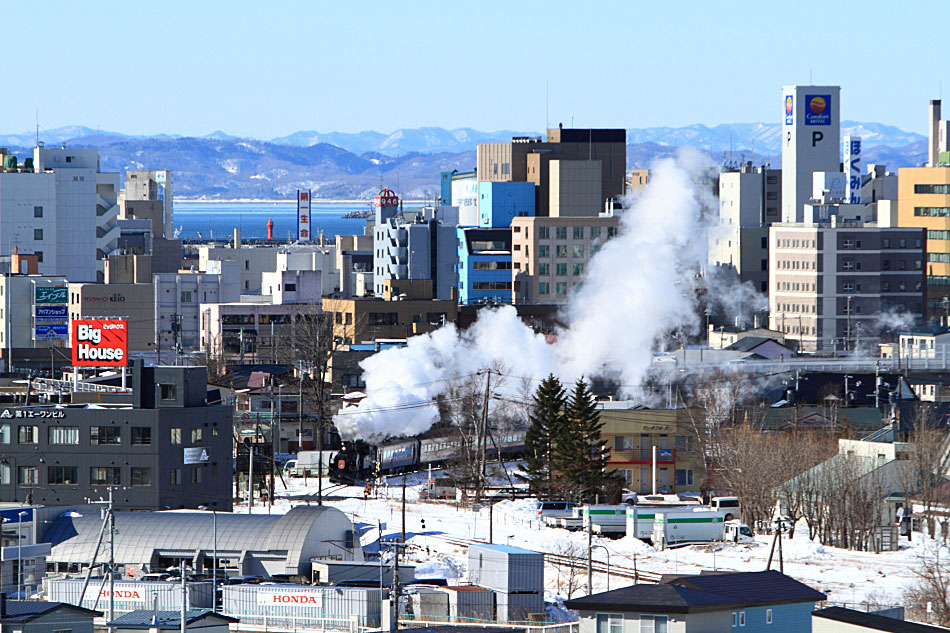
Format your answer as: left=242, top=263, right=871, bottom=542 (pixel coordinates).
left=517, top=374, right=566, bottom=499
left=563, top=378, right=611, bottom=502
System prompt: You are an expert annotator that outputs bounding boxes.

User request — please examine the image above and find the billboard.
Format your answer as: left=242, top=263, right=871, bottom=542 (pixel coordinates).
left=804, top=94, right=831, bottom=125
left=35, top=286, right=67, bottom=304
left=34, top=305, right=68, bottom=322
left=845, top=136, right=862, bottom=204
left=257, top=590, right=324, bottom=607
left=71, top=320, right=128, bottom=367
left=784, top=95, right=794, bottom=126
left=297, top=189, right=312, bottom=242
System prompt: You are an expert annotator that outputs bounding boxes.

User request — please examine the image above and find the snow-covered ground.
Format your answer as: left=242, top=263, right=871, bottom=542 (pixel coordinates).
left=241, top=469, right=921, bottom=608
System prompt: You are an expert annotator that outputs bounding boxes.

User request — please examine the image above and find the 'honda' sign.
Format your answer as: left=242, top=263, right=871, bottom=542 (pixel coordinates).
left=257, top=590, right=324, bottom=607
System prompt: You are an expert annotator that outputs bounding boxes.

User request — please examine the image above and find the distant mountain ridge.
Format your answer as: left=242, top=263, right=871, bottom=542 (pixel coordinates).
left=0, top=122, right=927, bottom=199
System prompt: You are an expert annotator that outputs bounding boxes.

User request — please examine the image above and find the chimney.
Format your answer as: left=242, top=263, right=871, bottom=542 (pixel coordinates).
left=930, top=100, right=942, bottom=167
left=234, top=227, right=242, bottom=249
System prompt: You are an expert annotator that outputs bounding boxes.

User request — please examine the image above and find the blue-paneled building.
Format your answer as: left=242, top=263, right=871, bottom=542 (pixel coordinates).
left=478, top=181, right=535, bottom=228
left=457, top=227, right=512, bottom=305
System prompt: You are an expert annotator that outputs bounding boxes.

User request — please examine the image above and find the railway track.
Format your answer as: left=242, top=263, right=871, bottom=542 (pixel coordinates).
left=428, top=534, right=663, bottom=584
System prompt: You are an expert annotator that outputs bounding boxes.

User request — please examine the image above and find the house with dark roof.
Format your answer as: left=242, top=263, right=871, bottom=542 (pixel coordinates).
left=0, top=595, right=101, bottom=633
left=564, top=570, right=825, bottom=633
left=724, top=336, right=795, bottom=360
left=108, top=609, right=238, bottom=632
left=813, top=606, right=944, bottom=633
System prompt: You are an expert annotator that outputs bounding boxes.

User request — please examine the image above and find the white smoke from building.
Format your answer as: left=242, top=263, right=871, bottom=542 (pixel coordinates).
left=334, top=148, right=716, bottom=442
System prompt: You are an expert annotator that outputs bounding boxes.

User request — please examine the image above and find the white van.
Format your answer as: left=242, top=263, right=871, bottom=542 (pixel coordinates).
left=711, top=496, right=741, bottom=521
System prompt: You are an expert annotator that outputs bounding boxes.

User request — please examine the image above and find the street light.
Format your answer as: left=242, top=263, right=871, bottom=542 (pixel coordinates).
left=590, top=544, right=611, bottom=591
left=198, top=506, right=218, bottom=612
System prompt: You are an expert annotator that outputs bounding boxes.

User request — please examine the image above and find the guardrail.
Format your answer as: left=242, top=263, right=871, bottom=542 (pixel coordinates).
left=31, top=377, right=131, bottom=393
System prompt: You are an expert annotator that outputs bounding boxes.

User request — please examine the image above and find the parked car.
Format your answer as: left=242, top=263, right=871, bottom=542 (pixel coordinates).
left=537, top=501, right=577, bottom=519
left=140, top=573, right=171, bottom=582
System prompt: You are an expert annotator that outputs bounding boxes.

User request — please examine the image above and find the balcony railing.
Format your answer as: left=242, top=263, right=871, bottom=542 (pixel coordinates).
left=610, top=448, right=675, bottom=463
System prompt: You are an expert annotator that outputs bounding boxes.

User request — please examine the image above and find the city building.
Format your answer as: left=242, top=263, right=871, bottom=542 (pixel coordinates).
left=597, top=406, right=705, bottom=494
left=0, top=274, right=69, bottom=363
left=68, top=282, right=154, bottom=352
left=457, top=228, right=512, bottom=305
left=898, top=161, right=950, bottom=317
left=565, top=571, right=825, bottom=633
left=782, top=86, right=841, bottom=223
left=510, top=215, right=619, bottom=304
left=0, top=505, right=52, bottom=598
left=335, top=234, right=374, bottom=299
left=121, top=170, right=173, bottom=240
left=372, top=188, right=457, bottom=300
left=628, top=168, right=650, bottom=193
left=768, top=220, right=925, bottom=352
left=450, top=171, right=479, bottom=226
left=44, top=505, right=359, bottom=579
left=322, top=297, right=457, bottom=344
left=708, top=162, right=782, bottom=294
left=0, top=364, right=233, bottom=511
left=477, top=181, right=535, bottom=227
left=0, top=145, right=120, bottom=282
left=261, top=269, right=321, bottom=305
left=200, top=301, right=318, bottom=364
left=154, top=272, right=238, bottom=355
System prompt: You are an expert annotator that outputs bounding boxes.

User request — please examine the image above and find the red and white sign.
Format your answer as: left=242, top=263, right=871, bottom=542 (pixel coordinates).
left=71, top=319, right=128, bottom=367
left=257, top=590, right=325, bottom=607
left=297, top=189, right=312, bottom=242
left=100, top=588, right=147, bottom=602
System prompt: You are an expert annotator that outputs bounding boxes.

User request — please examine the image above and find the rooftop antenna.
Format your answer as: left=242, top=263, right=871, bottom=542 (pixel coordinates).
left=545, top=80, right=549, bottom=135
left=35, top=108, right=39, bottom=146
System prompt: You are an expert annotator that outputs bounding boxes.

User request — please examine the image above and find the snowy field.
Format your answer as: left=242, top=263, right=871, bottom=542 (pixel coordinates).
left=237, top=469, right=923, bottom=611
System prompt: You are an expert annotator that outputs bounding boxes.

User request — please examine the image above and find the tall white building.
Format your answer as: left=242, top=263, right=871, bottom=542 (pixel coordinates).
left=123, top=170, right=173, bottom=239
left=781, top=85, right=841, bottom=223
left=0, top=145, right=119, bottom=282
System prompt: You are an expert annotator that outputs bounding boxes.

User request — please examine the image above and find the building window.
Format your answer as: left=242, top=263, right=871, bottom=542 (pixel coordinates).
left=48, top=466, right=79, bottom=485
left=181, top=291, right=192, bottom=303
left=675, top=469, right=694, bottom=486
left=18, top=466, right=38, bottom=485
left=33, top=206, right=43, bottom=218
left=573, top=226, right=584, bottom=239
left=733, top=613, right=737, bottom=627
left=556, top=227, right=568, bottom=240
left=739, top=612, right=745, bottom=627
left=48, top=426, right=79, bottom=445
left=36, top=251, right=43, bottom=262
left=539, top=245, right=550, bottom=258
left=33, top=229, right=43, bottom=241
left=556, top=245, right=568, bottom=258
left=191, top=428, right=203, bottom=443
left=539, top=263, right=550, bottom=275
left=595, top=614, right=623, bottom=633
left=766, top=609, right=772, bottom=624
left=18, top=425, right=38, bottom=444
left=539, top=226, right=549, bottom=239
left=639, top=616, right=668, bottom=633
left=90, top=467, right=121, bottom=486
left=160, top=384, right=177, bottom=400
left=171, top=428, right=182, bottom=445
left=573, top=244, right=584, bottom=258
left=131, top=467, right=151, bottom=486
left=556, top=263, right=567, bottom=276
left=608, top=227, right=618, bottom=237
left=131, top=427, right=152, bottom=446
left=191, top=467, right=203, bottom=484
left=573, top=263, right=584, bottom=275
left=90, top=426, right=120, bottom=445
left=675, top=435, right=693, bottom=452
left=0, top=462, right=9, bottom=485
left=539, top=282, right=550, bottom=295
left=556, top=282, right=567, bottom=295
left=170, top=468, right=182, bottom=485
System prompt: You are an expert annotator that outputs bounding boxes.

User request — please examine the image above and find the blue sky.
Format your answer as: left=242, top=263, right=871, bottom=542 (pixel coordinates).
left=1, top=1, right=946, bottom=138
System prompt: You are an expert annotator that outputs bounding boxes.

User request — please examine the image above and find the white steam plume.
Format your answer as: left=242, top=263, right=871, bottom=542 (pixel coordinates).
left=334, top=149, right=715, bottom=441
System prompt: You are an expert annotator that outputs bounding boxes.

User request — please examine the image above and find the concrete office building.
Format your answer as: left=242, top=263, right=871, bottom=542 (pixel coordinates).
left=276, top=248, right=338, bottom=296
left=477, top=181, right=535, bottom=227
left=322, top=297, right=457, bottom=344
left=450, top=171, right=479, bottom=226
left=336, top=234, right=373, bottom=298
left=68, top=283, right=154, bottom=352
left=154, top=272, right=238, bottom=355
left=200, top=302, right=318, bottom=364
left=0, top=146, right=120, bottom=282
left=781, top=86, right=841, bottom=223
left=510, top=215, right=619, bottom=304
left=0, top=364, right=233, bottom=511
left=122, top=170, right=173, bottom=239
left=477, top=128, right=626, bottom=217
left=457, top=228, right=512, bottom=305
left=372, top=188, right=457, bottom=300
left=0, top=274, right=68, bottom=351
left=261, top=269, right=321, bottom=305
left=708, top=163, right=782, bottom=294
left=768, top=220, right=925, bottom=352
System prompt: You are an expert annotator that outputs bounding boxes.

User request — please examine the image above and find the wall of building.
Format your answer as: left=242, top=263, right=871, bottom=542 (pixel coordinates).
left=477, top=181, right=535, bottom=228
left=898, top=166, right=950, bottom=316
left=457, top=228, right=512, bottom=305
left=68, top=283, right=155, bottom=351
left=322, top=297, right=457, bottom=343
left=782, top=86, right=841, bottom=223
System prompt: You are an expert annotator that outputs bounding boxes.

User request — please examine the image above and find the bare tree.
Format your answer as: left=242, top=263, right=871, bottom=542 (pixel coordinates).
left=904, top=547, right=950, bottom=626
left=900, top=404, right=950, bottom=539
left=551, top=540, right=586, bottom=599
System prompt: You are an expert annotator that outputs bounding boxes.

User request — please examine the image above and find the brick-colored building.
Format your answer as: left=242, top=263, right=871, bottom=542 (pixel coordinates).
left=510, top=216, right=619, bottom=304
left=321, top=297, right=457, bottom=343
left=598, top=406, right=705, bottom=494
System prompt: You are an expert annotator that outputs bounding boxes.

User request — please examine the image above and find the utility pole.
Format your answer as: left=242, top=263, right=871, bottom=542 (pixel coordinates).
left=247, top=439, right=254, bottom=514
left=107, top=489, right=115, bottom=633
left=180, top=560, right=187, bottom=633
left=269, top=378, right=275, bottom=509
left=479, top=369, right=491, bottom=498
left=587, top=513, right=593, bottom=595
left=401, top=474, right=407, bottom=546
